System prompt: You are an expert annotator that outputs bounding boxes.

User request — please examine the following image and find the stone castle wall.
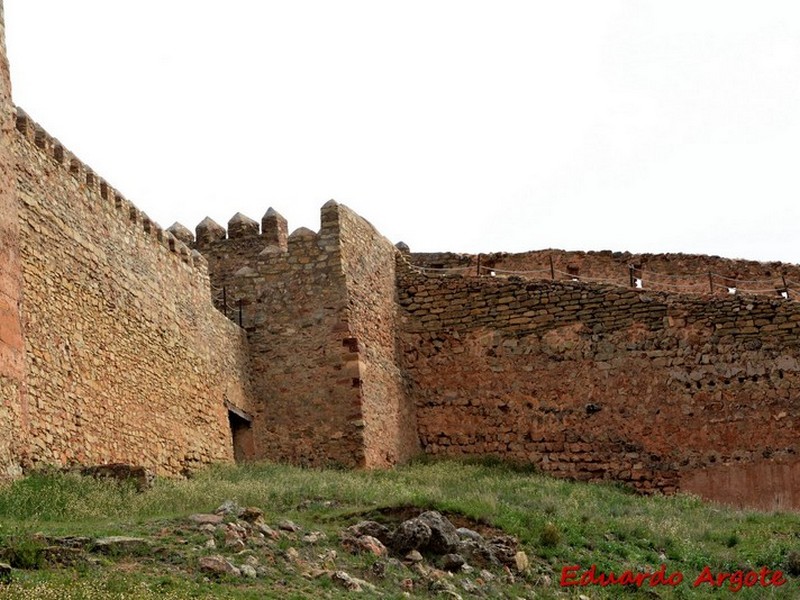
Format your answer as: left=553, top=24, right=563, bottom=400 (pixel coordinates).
left=10, top=112, right=254, bottom=475
left=3, top=4, right=800, bottom=511
left=0, top=0, right=25, bottom=478
left=398, top=262, right=800, bottom=511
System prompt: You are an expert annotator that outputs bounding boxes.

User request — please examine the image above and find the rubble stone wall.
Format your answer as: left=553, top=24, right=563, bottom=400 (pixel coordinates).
left=398, top=264, right=800, bottom=511
left=11, top=114, right=254, bottom=476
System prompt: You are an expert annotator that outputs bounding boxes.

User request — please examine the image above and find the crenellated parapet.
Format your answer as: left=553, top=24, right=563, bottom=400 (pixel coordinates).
left=14, top=108, right=206, bottom=274
left=193, top=202, right=346, bottom=326
left=192, top=208, right=291, bottom=248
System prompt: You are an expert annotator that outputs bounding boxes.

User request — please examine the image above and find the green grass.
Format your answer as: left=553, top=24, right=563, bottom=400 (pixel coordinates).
left=0, top=458, right=798, bottom=598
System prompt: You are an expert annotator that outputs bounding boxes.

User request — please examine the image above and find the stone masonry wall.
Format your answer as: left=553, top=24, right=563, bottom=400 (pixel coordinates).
left=398, top=263, right=800, bottom=511
left=337, top=208, right=418, bottom=468
left=197, top=202, right=368, bottom=467
left=0, top=0, right=25, bottom=478
left=11, top=112, right=254, bottom=476
left=409, top=250, right=800, bottom=298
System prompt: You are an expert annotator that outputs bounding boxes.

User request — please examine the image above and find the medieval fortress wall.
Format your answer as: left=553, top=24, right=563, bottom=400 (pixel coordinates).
left=0, top=4, right=799, bottom=510
left=11, top=110, right=255, bottom=475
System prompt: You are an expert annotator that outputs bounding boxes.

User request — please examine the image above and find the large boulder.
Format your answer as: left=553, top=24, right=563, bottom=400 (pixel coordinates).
left=417, top=511, right=460, bottom=554
left=389, top=518, right=432, bottom=554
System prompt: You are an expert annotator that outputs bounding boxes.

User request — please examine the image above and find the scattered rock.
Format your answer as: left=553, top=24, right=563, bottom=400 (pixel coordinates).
left=514, top=550, right=529, bottom=573
left=278, top=519, right=301, bottom=533
left=199, top=555, right=241, bottom=577
left=285, top=547, right=300, bottom=562
left=487, top=535, right=518, bottom=566
left=441, top=553, right=466, bottom=572
left=302, top=531, right=327, bottom=544
left=371, top=560, right=386, bottom=578
left=417, top=511, right=460, bottom=554
left=224, top=537, right=245, bottom=552
left=331, top=570, right=365, bottom=592
left=456, top=527, right=484, bottom=542
left=91, top=537, right=150, bottom=555
left=343, top=535, right=387, bottom=557
left=188, top=514, right=223, bottom=525
left=428, top=576, right=461, bottom=598
left=390, top=518, right=432, bottom=553
left=404, top=550, right=424, bottom=563
left=238, top=507, right=264, bottom=524
left=244, top=555, right=259, bottom=567
left=204, top=539, right=216, bottom=550
left=239, top=564, right=257, bottom=578
left=456, top=539, right=499, bottom=568
left=345, top=521, right=391, bottom=544
left=318, top=549, right=338, bottom=567
left=215, top=500, right=241, bottom=516
left=258, top=523, right=280, bottom=540
left=0, top=562, right=11, bottom=583
left=306, top=567, right=332, bottom=579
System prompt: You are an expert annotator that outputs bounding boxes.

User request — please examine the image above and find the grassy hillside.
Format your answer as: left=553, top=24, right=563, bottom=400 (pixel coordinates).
left=0, top=459, right=798, bottom=598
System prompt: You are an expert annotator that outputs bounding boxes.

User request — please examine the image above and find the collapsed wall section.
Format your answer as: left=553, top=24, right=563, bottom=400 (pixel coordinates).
left=12, top=113, right=254, bottom=475
left=398, top=264, right=800, bottom=511
left=0, top=0, right=24, bottom=478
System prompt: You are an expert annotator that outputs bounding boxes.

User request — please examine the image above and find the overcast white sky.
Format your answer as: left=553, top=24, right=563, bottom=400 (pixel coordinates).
left=4, top=1, right=800, bottom=261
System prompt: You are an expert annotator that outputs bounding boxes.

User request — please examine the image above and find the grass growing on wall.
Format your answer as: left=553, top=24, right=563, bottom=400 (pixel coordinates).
left=0, top=458, right=798, bottom=598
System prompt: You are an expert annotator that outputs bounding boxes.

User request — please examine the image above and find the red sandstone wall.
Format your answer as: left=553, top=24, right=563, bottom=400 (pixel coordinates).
left=398, top=264, right=800, bottom=511
left=11, top=113, right=254, bottom=476
left=337, top=207, right=418, bottom=467
left=0, top=0, right=25, bottom=478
